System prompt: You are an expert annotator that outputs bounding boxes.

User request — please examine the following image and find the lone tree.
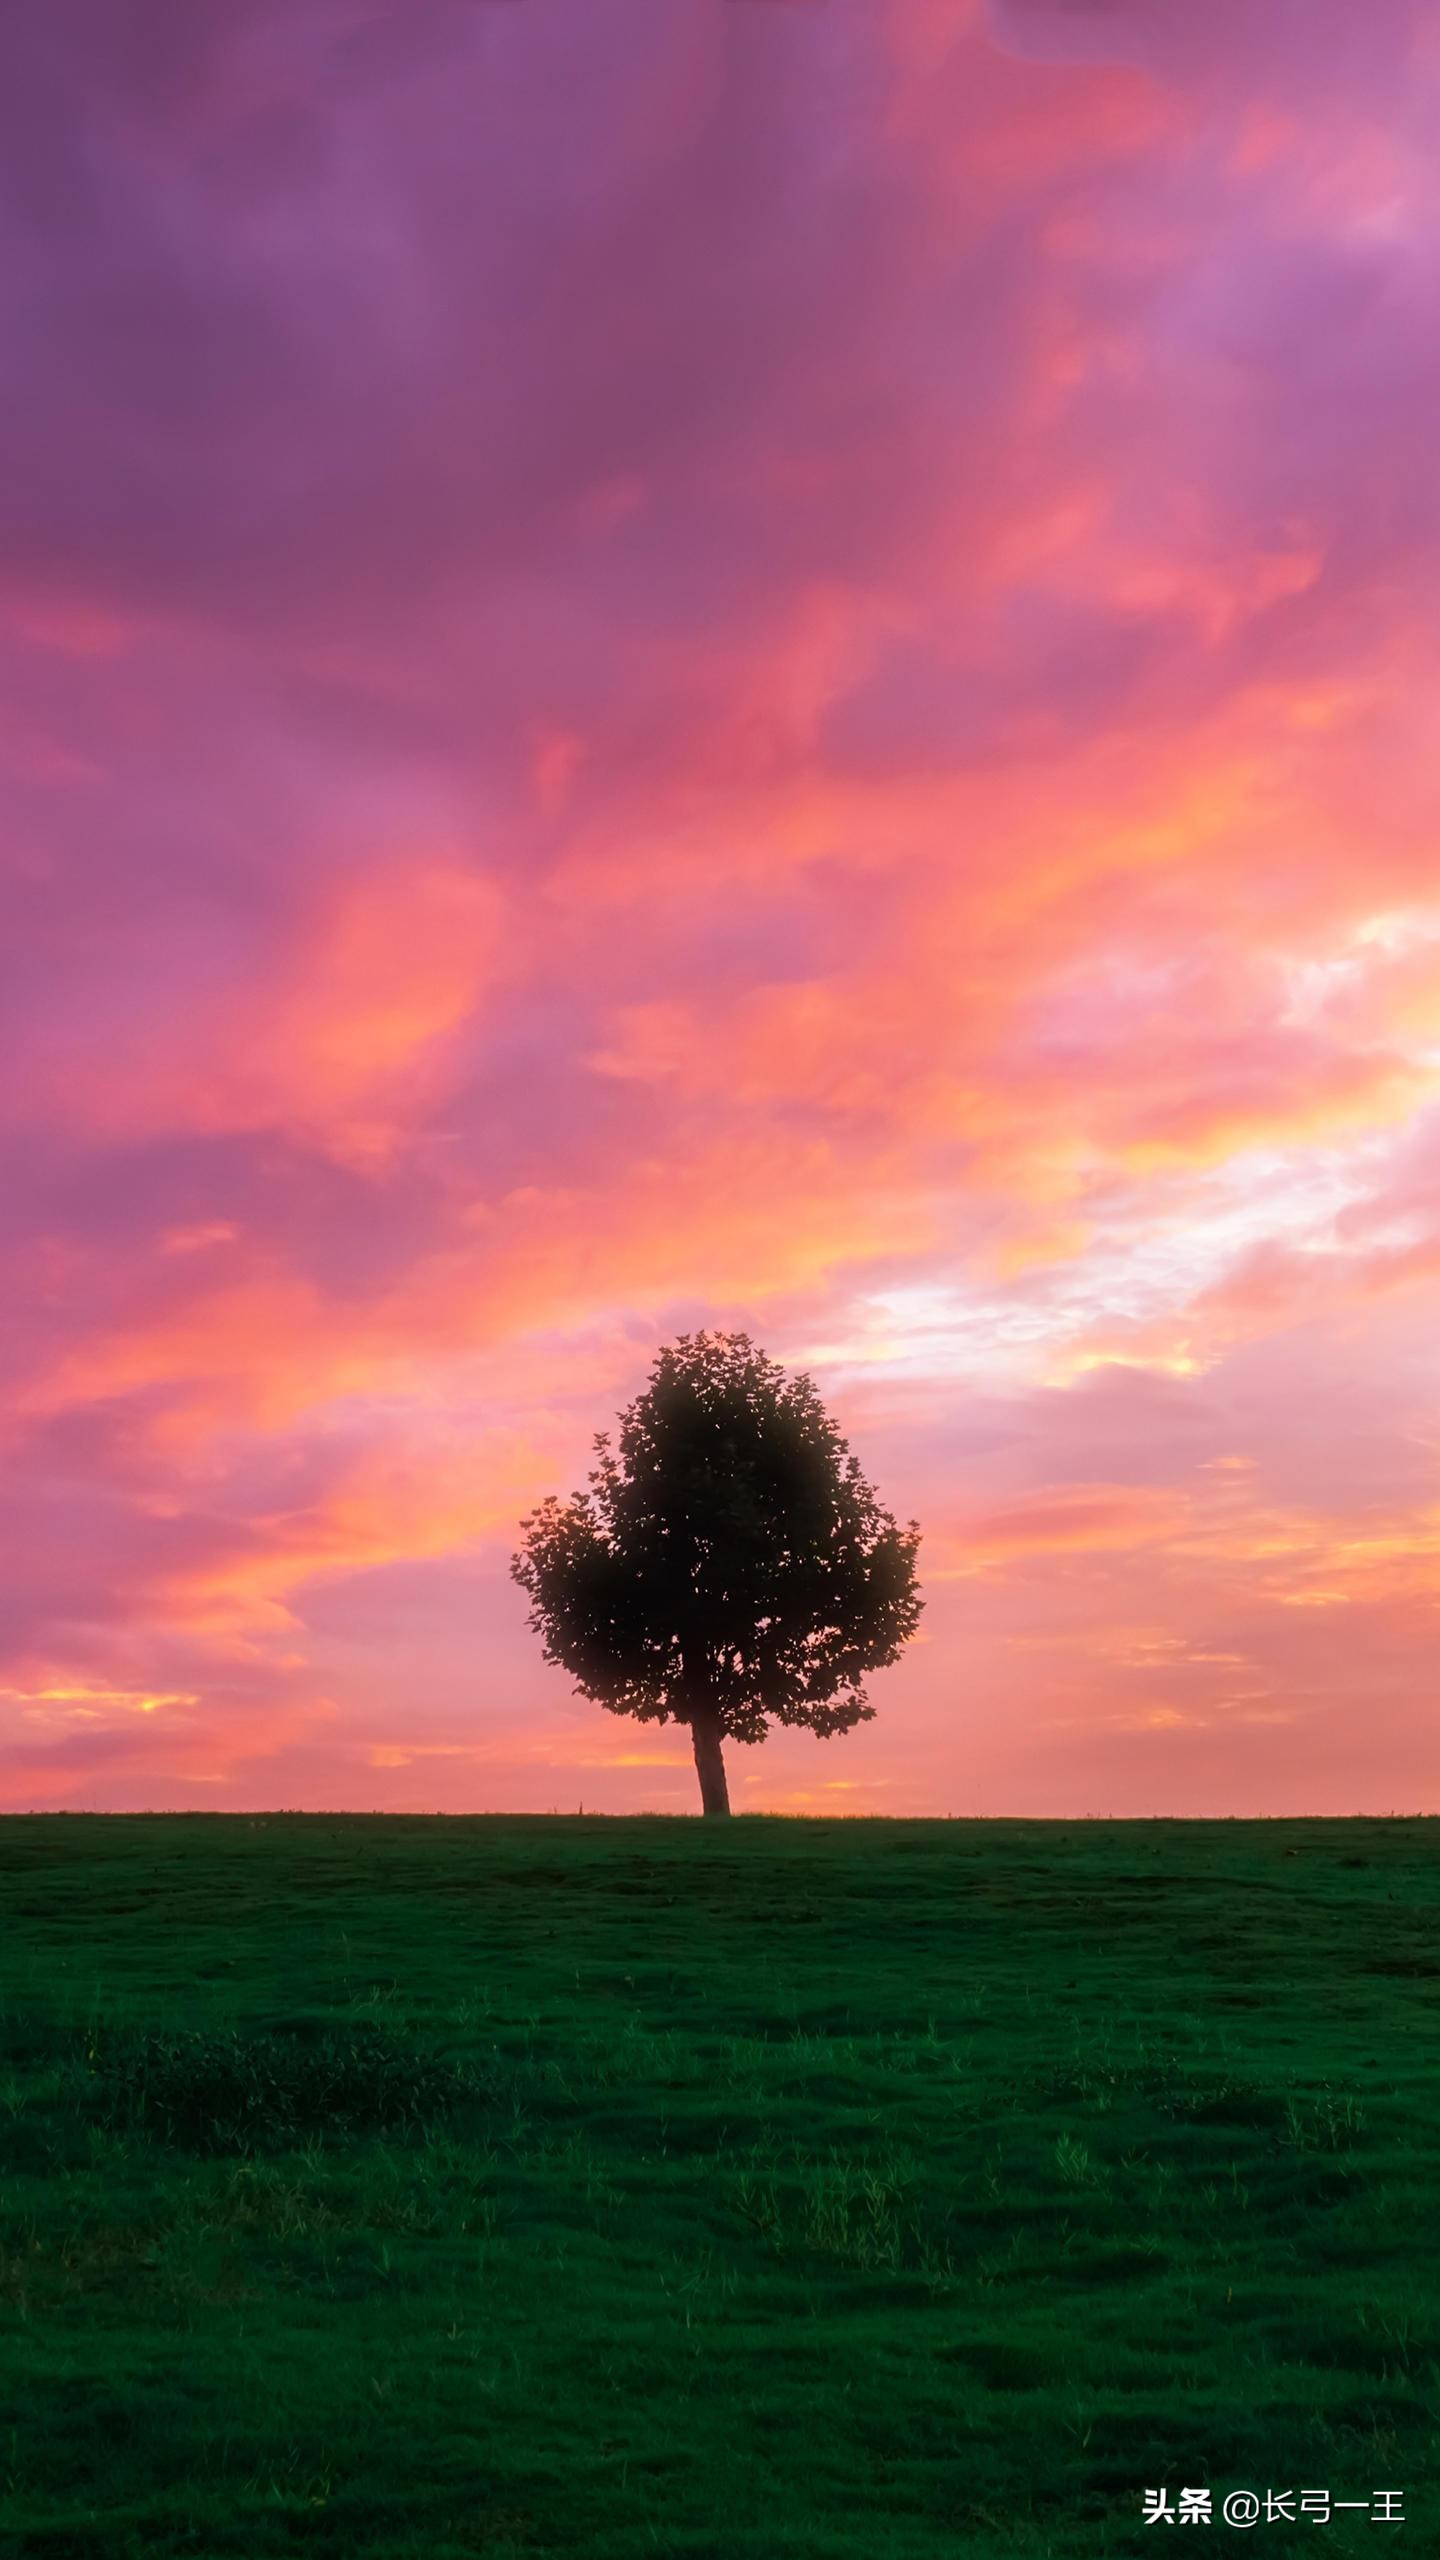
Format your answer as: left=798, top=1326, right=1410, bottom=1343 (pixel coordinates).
left=511, top=1331, right=923, bottom=1816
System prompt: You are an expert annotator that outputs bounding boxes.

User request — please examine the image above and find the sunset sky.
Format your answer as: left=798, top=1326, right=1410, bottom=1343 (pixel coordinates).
left=5, top=0, right=1440, bottom=1816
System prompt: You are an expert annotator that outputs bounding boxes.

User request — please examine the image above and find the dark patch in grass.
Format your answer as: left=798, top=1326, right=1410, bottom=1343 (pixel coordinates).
left=941, top=2339, right=1060, bottom=2391
left=66, top=2023, right=497, bottom=2154
left=1328, top=2389, right=1433, bottom=2428
left=11, top=2532, right=117, bottom=2560
left=1038, top=2059, right=1337, bottom=2135
left=1160, top=2079, right=1291, bottom=2128
left=1065, top=2246, right=1169, bottom=2284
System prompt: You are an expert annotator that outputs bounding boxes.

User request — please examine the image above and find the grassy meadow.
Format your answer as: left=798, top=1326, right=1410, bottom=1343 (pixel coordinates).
left=1, top=1813, right=1436, bottom=2557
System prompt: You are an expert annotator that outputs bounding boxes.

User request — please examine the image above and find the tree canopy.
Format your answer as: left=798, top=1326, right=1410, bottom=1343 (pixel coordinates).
left=511, top=1330, right=923, bottom=1814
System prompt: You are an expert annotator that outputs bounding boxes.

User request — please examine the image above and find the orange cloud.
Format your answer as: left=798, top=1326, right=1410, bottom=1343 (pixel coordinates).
left=931, top=1482, right=1191, bottom=1575
left=17, top=855, right=503, bottom=1164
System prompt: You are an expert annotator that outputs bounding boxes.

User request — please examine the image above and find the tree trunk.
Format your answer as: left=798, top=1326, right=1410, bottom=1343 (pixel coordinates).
left=690, top=1707, right=731, bottom=1818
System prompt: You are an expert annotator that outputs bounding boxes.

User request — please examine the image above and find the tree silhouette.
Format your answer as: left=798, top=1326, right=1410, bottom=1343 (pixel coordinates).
left=511, top=1331, right=923, bottom=1816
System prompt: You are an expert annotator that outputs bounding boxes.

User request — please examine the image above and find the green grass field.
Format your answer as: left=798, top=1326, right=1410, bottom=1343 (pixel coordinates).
left=1, top=1815, right=1436, bottom=2558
